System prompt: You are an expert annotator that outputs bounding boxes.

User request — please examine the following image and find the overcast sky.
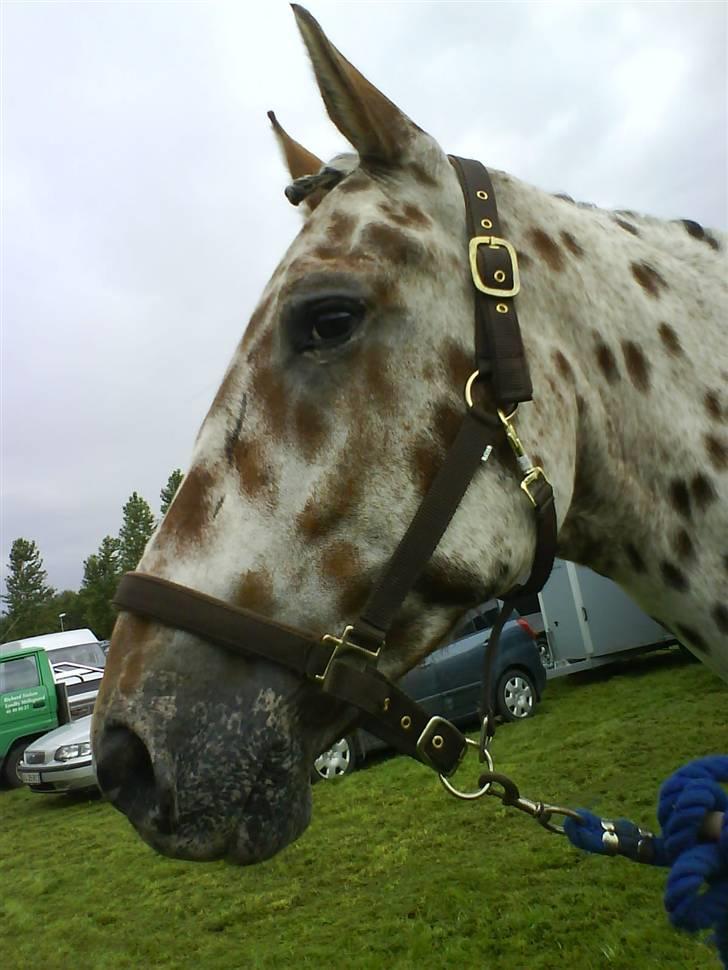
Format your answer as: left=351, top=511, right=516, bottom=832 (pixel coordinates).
left=2, top=0, right=726, bottom=600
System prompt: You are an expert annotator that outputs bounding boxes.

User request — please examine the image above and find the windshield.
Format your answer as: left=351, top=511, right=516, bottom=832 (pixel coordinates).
left=49, top=643, right=106, bottom=668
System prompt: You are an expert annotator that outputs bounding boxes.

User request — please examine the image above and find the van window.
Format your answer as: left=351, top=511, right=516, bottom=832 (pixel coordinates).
left=48, top=643, right=106, bottom=668
left=0, top=656, right=40, bottom=692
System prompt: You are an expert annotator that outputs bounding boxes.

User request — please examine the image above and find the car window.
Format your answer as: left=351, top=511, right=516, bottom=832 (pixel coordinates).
left=449, top=601, right=500, bottom=640
left=433, top=632, right=485, bottom=662
left=0, top=656, right=40, bottom=692
left=48, top=643, right=106, bottom=668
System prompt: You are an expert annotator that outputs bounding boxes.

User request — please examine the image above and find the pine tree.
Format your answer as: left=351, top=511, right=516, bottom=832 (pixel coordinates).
left=160, top=469, right=184, bottom=515
left=79, top=536, right=121, bottom=638
left=1, top=538, right=56, bottom=639
left=118, top=492, right=156, bottom=574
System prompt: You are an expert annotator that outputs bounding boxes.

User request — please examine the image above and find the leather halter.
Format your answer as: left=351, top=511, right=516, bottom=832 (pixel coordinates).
left=113, top=157, right=557, bottom=780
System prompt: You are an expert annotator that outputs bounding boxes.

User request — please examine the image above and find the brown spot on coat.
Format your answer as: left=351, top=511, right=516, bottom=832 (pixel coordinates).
left=444, top=339, right=474, bottom=389
left=681, top=219, right=719, bottom=250
left=337, top=573, right=374, bottom=618
left=658, top=322, right=683, bottom=356
left=594, top=338, right=620, bottom=384
left=713, top=604, right=728, bottom=634
left=560, top=231, right=584, bottom=257
left=631, top=261, right=667, bottom=298
left=704, top=391, right=723, bottom=421
left=327, top=211, right=356, bottom=246
left=320, top=540, right=362, bottom=588
left=691, top=473, right=717, bottom=509
left=297, top=467, right=363, bottom=541
left=312, top=244, right=339, bottom=261
left=615, top=218, right=639, bottom=236
left=115, top=615, right=156, bottom=697
left=529, top=228, right=565, bottom=271
left=234, top=438, right=278, bottom=505
left=402, top=203, right=431, bottom=227
left=363, top=344, right=396, bottom=411
left=553, top=350, right=574, bottom=382
left=357, top=222, right=425, bottom=266
left=673, top=528, right=694, bottom=560
left=412, top=437, right=441, bottom=496
left=621, top=340, right=651, bottom=392
left=705, top=433, right=728, bottom=470
left=660, top=560, right=689, bottom=591
left=335, top=172, right=370, bottom=194
left=668, top=479, right=692, bottom=519
left=157, top=465, right=214, bottom=547
left=237, top=568, right=275, bottom=616
left=624, top=542, right=647, bottom=573
left=676, top=624, right=710, bottom=654
left=379, top=201, right=431, bottom=229
left=250, top=363, right=288, bottom=439
left=294, top=400, right=328, bottom=461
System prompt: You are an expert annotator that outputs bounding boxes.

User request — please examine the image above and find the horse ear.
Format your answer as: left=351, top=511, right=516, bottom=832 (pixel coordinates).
left=267, top=110, right=324, bottom=181
left=292, top=5, right=418, bottom=167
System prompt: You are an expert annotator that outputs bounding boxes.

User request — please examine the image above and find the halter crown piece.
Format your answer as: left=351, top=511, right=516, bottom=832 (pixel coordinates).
left=114, top=158, right=558, bottom=790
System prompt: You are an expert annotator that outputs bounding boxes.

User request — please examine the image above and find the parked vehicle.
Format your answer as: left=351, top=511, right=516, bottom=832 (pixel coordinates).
left=313, top=606, right=546, bottom=780
left=537, top=560, right=678, bottom=678
left=0, top=630, right=104, bottom=788
left=17, top=715, right=97, bottom=794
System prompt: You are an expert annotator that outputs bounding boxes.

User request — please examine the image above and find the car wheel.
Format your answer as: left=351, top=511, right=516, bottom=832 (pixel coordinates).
left=313, top=735, right=358, bottom=781
left=3, top=743, right=28, bottom=788
left=496, top=669, right=537, bottom=721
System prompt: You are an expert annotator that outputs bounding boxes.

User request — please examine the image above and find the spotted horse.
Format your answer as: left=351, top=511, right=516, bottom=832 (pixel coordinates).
left=92, top=6, right=727, bottom=867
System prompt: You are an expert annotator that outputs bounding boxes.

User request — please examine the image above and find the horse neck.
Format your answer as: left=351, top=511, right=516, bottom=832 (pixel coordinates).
left=492, top=171, right=727, bottom=569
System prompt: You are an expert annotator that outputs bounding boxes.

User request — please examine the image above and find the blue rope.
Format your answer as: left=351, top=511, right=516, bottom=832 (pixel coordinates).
left=563, top=755, right=728, bottom=966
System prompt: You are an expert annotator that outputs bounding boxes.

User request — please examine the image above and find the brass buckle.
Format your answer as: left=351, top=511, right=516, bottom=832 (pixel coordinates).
left=416, top=716, right=459, bottom=771
left=497, top=408, right=550, bottom=508
left=315, top=625, right=381, bottom=684
left=520, top=467, right=549, bottom=509
left=468, top=236, right=520, bottom=297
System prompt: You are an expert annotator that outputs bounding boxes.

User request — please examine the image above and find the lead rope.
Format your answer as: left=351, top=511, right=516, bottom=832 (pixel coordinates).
left=562, top=755, right=728, bottom=965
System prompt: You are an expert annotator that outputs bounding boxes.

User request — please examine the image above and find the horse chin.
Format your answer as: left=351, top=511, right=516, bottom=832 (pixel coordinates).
left=141, top=804, right=314, bottom=867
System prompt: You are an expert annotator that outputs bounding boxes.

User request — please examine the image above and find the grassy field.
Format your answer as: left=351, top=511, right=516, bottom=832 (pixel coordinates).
left=1, top=649, right=725, bottom=970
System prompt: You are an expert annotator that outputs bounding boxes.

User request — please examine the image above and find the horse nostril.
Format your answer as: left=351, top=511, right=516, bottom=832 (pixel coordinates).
left=95, top=725, right=177, bottom=834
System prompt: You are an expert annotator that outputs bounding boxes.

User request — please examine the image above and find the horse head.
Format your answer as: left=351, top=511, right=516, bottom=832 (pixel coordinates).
left=91, top=5, right=584, bottom=864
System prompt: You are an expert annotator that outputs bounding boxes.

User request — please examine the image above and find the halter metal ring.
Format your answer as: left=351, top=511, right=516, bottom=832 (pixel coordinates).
left=438, top=739, right=494, bottom=800
left=464, top=370, right=480, bottom=409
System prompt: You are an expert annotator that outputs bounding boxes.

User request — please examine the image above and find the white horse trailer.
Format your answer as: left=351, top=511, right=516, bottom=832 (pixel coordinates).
left=538, top=560, right=678, bottom=679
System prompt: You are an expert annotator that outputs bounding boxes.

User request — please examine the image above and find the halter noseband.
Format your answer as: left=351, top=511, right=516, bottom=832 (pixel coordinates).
left=113, top=157, right=557, bottom=782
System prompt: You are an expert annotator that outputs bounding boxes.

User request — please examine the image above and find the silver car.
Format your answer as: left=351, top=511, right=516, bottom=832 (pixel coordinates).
left=17, top=715, right=97, bottom=794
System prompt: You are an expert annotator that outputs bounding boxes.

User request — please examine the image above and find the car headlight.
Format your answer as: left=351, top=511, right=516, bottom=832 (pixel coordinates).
left=55, top=742, right=92, bottom=762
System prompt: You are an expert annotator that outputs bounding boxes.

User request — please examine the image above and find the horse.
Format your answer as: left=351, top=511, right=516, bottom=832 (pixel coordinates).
left=92, top=5, right=727, bottom=866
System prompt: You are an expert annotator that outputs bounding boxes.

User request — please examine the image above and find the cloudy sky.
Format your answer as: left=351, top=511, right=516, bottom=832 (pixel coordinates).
left=2, top=0, right=726, bottom=599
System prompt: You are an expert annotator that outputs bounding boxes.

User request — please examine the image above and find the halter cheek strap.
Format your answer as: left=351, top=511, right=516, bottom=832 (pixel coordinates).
left=113, top=157, right=557, bottom=780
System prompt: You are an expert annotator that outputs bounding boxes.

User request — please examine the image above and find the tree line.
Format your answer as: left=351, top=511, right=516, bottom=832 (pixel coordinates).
left=0, top=469, right=184, bottom=642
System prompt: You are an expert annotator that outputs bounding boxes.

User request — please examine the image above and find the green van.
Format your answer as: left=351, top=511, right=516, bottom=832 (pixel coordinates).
left=0, top=630, right=104, bottom=787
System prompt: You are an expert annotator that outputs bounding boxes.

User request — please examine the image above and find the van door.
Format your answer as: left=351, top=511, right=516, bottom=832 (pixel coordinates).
left=0, top=654, right=55, bottom=759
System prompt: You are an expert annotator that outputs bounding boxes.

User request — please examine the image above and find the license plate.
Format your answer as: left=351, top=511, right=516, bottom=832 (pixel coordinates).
left=20, top=771, right=41, bottom=784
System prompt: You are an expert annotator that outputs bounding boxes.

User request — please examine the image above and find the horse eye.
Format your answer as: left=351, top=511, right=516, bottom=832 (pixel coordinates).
left=288, top=297, right=365, bottom=353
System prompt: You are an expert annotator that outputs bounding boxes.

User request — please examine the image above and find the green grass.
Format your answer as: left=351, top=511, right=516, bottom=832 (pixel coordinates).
left=2, top=650, right=725, bottom=970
